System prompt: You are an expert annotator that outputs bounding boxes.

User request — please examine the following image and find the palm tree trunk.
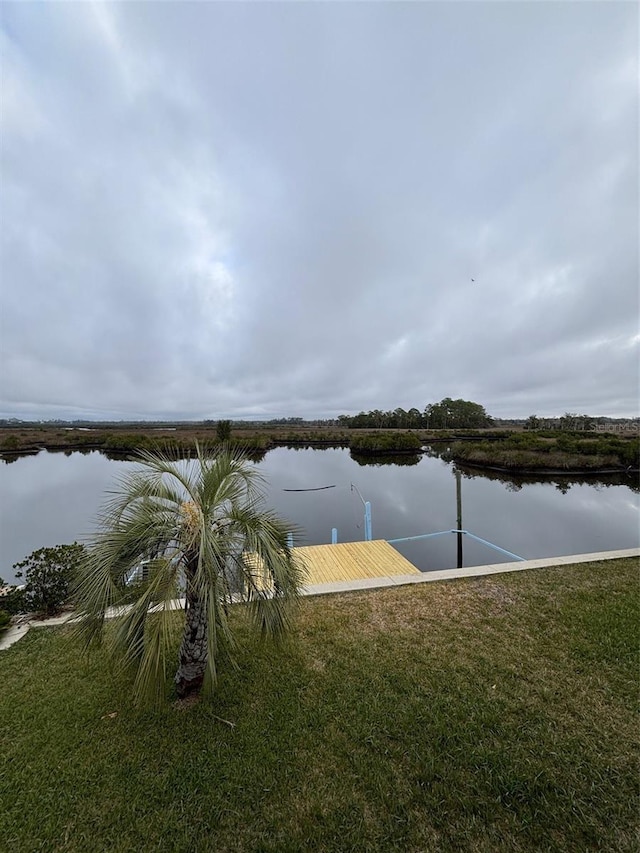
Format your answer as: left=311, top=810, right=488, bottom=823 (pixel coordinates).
left=175, top=555, right=208, bottom=698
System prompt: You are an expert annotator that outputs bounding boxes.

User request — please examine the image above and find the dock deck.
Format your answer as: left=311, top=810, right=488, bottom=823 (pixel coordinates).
left=294, top=540, right=420, bottom=584
left=245, top=540, right=420, bottom=589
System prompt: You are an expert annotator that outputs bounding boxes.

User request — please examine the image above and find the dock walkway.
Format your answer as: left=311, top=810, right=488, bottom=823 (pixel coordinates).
left=293, top=540, right=420, bottom=585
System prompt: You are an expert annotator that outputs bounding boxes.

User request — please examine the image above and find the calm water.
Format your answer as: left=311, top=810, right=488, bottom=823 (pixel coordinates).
left=0, top=448, right=638, bottom=584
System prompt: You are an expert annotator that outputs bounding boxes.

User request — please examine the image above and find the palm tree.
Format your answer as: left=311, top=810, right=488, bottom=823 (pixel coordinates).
left=74, top=444, right=306, bottom=705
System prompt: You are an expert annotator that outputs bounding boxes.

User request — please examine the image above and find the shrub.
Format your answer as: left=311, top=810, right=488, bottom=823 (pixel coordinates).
left=0, top=609, right=10, bottom=633
left=350, top=432, right=422, bottom=454
left=104, top=433, right=150, bottom=452
left=216, top=420, right=232, bottom=442
left=0, top=576, right=26, bottom=615
left=13, top=543, right=86, bottom=617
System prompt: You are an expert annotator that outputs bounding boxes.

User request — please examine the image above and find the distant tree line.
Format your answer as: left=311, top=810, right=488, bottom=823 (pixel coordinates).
left=338, top=398, right=493, bottom=430
left=524, top=413, right=639, bottom=432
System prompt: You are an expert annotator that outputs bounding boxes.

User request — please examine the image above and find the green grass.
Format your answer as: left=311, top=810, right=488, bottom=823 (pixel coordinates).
left=1, top=558, right=638, bottom=852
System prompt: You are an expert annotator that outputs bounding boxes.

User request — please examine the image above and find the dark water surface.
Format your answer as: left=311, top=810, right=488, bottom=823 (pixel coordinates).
left=1, top=448, right=638, bottom=584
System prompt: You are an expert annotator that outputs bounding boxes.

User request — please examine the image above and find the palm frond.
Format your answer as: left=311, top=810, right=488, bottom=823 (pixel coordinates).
left=130, top=570, right=183, bottom=706
left=226, top=503, right=307, bottom=639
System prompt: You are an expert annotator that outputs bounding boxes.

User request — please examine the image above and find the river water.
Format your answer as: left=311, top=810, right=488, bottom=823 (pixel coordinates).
left=0, top=448, right=638, bottom=584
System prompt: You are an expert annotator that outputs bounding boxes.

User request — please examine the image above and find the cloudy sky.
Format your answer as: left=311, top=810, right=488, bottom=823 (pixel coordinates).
left=1, top=1, right=638, bottom=421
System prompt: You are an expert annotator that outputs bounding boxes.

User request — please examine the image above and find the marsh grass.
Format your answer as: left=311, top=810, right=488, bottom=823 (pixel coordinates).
left=1, top=558, right=638, bottom=852
left=450, top=433, right=639, bottom=471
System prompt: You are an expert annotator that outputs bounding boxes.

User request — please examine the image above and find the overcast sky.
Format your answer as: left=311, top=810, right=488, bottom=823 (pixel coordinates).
left=1, top=1, right=638, bottom=421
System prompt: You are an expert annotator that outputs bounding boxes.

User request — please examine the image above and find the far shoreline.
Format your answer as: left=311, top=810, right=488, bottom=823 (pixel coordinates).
left=1, top=424, right=638, bottom=476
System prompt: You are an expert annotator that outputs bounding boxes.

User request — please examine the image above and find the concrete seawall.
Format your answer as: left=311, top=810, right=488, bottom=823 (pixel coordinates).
left=1, top=548, right=638, bottom=651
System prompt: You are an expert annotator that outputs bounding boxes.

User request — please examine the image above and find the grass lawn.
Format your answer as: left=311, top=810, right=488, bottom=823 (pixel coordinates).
left=1, top=558, right=638, bottom=852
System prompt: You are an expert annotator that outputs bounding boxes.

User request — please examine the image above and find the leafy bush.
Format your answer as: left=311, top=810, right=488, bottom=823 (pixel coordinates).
left=104, top=433, right=151, bottom=452
left=68, top=431, right=104, bottom=446
left=13, top=543, right=86, bottom=617
left=216, top=420, right=232, bottom=441
left=0, top=575, right=26, bottom=614
left=504, top=433, right=552, bottom=452
left=0, top=587, right=25, bottom=615
left=556, top=434, right=578, bottom=454
left=350, top=432, right=422, bottom=454
left=0, top=609, right=11, bottom=633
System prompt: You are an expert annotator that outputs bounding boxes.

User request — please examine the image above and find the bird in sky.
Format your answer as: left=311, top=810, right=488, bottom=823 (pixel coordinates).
left=471, top=278, right=475, bottom=282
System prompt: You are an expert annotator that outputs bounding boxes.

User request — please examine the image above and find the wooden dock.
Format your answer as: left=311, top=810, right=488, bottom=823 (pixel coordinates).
left=294, top=540, right=420, bottom=585
left=245, top=540, right=420, bottom=589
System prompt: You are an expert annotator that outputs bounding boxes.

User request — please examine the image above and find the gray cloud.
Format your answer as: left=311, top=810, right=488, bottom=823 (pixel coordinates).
left=1, top=1, right=637, bottom=420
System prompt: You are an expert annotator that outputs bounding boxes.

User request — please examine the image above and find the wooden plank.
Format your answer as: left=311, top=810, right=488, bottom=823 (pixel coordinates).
left=294, top=540, right=420, bottom=585
left=243, top=540, right=420, bottom=589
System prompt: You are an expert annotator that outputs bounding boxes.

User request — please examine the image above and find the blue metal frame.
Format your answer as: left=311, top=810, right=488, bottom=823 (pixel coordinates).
left=327, top=487, right=523, bottom=561
left=387, top=529, right=524, bottom=561
left=364, top=501, right=372, bottom=541
left=350, top=484, right=373, bottom=541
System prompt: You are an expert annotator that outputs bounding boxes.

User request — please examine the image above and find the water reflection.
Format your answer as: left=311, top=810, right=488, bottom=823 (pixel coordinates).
left=456, top=463, right=640, bottom=494
left=350, top=452, right=421, bottom=467
left=98, top=447, right=269, bottom=464
left=0, top=448, right=638, bottom=585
